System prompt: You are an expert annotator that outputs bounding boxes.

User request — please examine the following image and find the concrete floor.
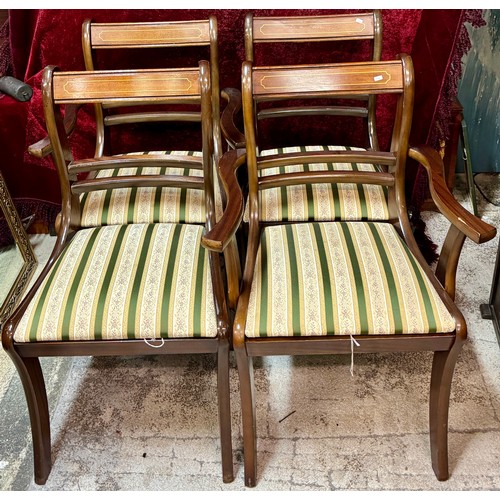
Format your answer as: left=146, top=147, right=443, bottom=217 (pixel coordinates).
left=1, top=175, right=499, bottom=491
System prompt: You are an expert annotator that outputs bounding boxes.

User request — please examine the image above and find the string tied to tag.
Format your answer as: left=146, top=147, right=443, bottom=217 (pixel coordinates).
left=143, top=338, right=165, bottom=349
left=350, top=335, right=360, bottom=377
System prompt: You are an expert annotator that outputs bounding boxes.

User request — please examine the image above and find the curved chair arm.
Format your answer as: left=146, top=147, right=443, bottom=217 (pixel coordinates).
left=27, top=104, right=81, bottom=158
left=409, top=145, right=496, bottom=244
left=202, top=148, right=246, bottom=252
left=220, top=87, right=246, bottom=149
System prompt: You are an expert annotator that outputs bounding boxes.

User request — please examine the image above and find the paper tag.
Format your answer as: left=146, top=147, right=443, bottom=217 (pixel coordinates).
left=374, top=75, right=384, bottom=82
left=356, top=18, right=364, bottom=24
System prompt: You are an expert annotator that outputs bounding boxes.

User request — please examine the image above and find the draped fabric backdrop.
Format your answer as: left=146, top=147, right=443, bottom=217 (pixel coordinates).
left=0, top=9, right=484, bottom=247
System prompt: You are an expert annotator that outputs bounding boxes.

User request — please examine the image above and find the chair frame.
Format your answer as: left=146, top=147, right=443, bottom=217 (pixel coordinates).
left=202, top=55, right=496, bottom=487
left=2, top=61, right=234, bottom=485
left=82, top=17, right=225, bottom=159
left=244, top=11, right=382, bottom=151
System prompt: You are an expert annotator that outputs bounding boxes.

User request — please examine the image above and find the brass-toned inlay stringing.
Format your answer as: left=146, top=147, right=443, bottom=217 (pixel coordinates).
left=96, top=26, right=206, bottom=44
left=258, top=70, right=392, bottom=91
left=61, top=75, right=194, bottom=97
left=259, top=19, right=366, bottom=38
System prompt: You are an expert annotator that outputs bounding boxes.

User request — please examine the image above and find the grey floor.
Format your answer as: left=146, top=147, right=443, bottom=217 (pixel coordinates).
left=0, top=174, right=499, bottom=491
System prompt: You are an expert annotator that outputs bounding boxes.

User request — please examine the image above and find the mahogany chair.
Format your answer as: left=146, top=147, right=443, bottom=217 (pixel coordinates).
left=80, top=17, right=243, bottom=158
left=28, top=17, right=241, bottom=308
left=2, top=62, right=234, bottom=485
left=242, top=11, right=390, bottom=225
left=202, top=56, right=496, bottom=487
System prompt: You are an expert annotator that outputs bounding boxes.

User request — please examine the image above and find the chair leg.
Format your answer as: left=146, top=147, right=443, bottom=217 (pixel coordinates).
left=217, top=342, right=234, bottom=483
left=235, top=348, right=257, bottom=487
left=10, top=353, right=51, bottom=485
left=429, top=344, right=462, bottom=481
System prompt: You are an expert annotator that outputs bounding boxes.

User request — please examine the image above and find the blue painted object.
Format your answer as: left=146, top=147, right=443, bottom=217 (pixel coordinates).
left=458, top=9, right=500, bottom=173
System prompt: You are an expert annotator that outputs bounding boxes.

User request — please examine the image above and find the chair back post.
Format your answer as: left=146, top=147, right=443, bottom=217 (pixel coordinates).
left=208, top=15, right=223, bottom=163
left=372, top=9, right=383, bottom=61
left=81, top=19, right=106, bottom=158
left=244, top=13, right=254, bottom=62
left=200, top=60, right=216, bottom=233
left=367, top=9, right=382, bottom=150
left=241, top=61, right=260, bottom=233
left=393, top=53, right=416, bottom=247
left=42, top=65, right=80, bottom=234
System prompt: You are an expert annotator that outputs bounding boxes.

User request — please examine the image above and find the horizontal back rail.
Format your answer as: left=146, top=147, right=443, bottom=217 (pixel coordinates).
left=71, top=175, right=204, bottom=194
left=90, top=20, right=211, bottom=48
left=52, top=68, right=201, bottom=104
left=252, top=61, right=404, bottom=100
left=256, top=150, right=397, bottom=170
left=68, top=154, right=204, bottom=174
left=258, top=170, right=395, bottom=190
left=104, top=111, right=201, bottom=126
left=252, top=13, right=375, bottom=43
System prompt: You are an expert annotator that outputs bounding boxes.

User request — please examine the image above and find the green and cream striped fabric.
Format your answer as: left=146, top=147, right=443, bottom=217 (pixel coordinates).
left=245, top=221, right=455, bottom=338
left=80, top=151, right=223, bottom=227
left=243, top=145, right=389, bottom=223
left=14, top=223, right=217, bottom=342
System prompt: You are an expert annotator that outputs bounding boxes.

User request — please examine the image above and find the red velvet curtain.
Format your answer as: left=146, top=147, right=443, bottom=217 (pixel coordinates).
left=1, top=9, right=477, bottom=212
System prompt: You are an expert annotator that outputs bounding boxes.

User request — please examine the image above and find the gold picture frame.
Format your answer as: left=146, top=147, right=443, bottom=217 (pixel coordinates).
left=0, top=170, right=37, bottom=326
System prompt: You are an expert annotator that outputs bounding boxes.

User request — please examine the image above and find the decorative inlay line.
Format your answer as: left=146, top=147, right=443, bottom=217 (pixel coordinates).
left=62, top=76, right=194, bottom=97
left=259, top=20, right=366, bottom=37
left=97, top=27, right=204, bottom=43
left=259, top=70, right=392, bottom=91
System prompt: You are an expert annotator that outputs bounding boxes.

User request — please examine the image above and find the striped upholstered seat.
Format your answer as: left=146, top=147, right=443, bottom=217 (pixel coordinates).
left=243, top=145, right=389, bottom=223
left=14, top=223, right=217, bottom=342
left=245, top=221, right=455, bottom=338
left=79, top=151, right=223, bottom=227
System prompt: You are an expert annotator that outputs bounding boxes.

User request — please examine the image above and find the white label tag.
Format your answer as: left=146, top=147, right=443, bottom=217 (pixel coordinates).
left=374, top=75, right=384, bottom=82
left=356, top=18, right=364, bottom=24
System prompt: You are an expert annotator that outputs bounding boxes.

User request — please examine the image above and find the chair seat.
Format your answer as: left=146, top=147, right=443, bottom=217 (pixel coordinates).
left=14, top=223, right=217, bottom=342
left=245, top=221, right=455, bottom=338
left=80, top=151, right=223, bottom=227
left=243, top=145, right=389, bottom=223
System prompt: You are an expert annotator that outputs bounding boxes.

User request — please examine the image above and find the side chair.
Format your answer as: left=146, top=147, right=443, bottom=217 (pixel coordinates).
left=2, top=61, right=234, bottom=485
left=202, top=56, right=496, bottom=487
left=242, top=11, right=387, bottom=225
left=27, top=16, right=242, bottom=308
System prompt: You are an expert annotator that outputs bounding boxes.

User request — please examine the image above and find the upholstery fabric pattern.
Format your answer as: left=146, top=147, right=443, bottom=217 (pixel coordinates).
left=245, top=221, right=455, bottom=338
left=14, top=223, right=217, bottom=342
left=243, top=146, right=389, bottom=223
left=80, top=151, right=223, bottom=227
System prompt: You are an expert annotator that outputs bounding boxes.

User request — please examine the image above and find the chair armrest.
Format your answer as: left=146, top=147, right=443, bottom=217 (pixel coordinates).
left=409, top=145, right=496, bottom=244
left=202, top=148, right=246, bottom=252
left=220, top=87, right=245, bottom=149
left=27, top=103, right=81, bottom=158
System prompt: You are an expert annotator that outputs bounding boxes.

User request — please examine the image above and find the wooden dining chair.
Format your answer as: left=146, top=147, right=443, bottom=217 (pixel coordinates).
left=81, top=17, right=243, bottom=159
left=2, top=61, right=234, bottom=485
left=242, top=11, right=391, bottom=226
left=27, top=17, right=242, bottom=308
left=202, top=56, right=496, bottom=487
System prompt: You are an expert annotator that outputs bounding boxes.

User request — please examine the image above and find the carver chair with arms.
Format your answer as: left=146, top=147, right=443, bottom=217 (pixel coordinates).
left=202, top=56, right=496, bottom=486
left=2, top=61, right=234, bottom=485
